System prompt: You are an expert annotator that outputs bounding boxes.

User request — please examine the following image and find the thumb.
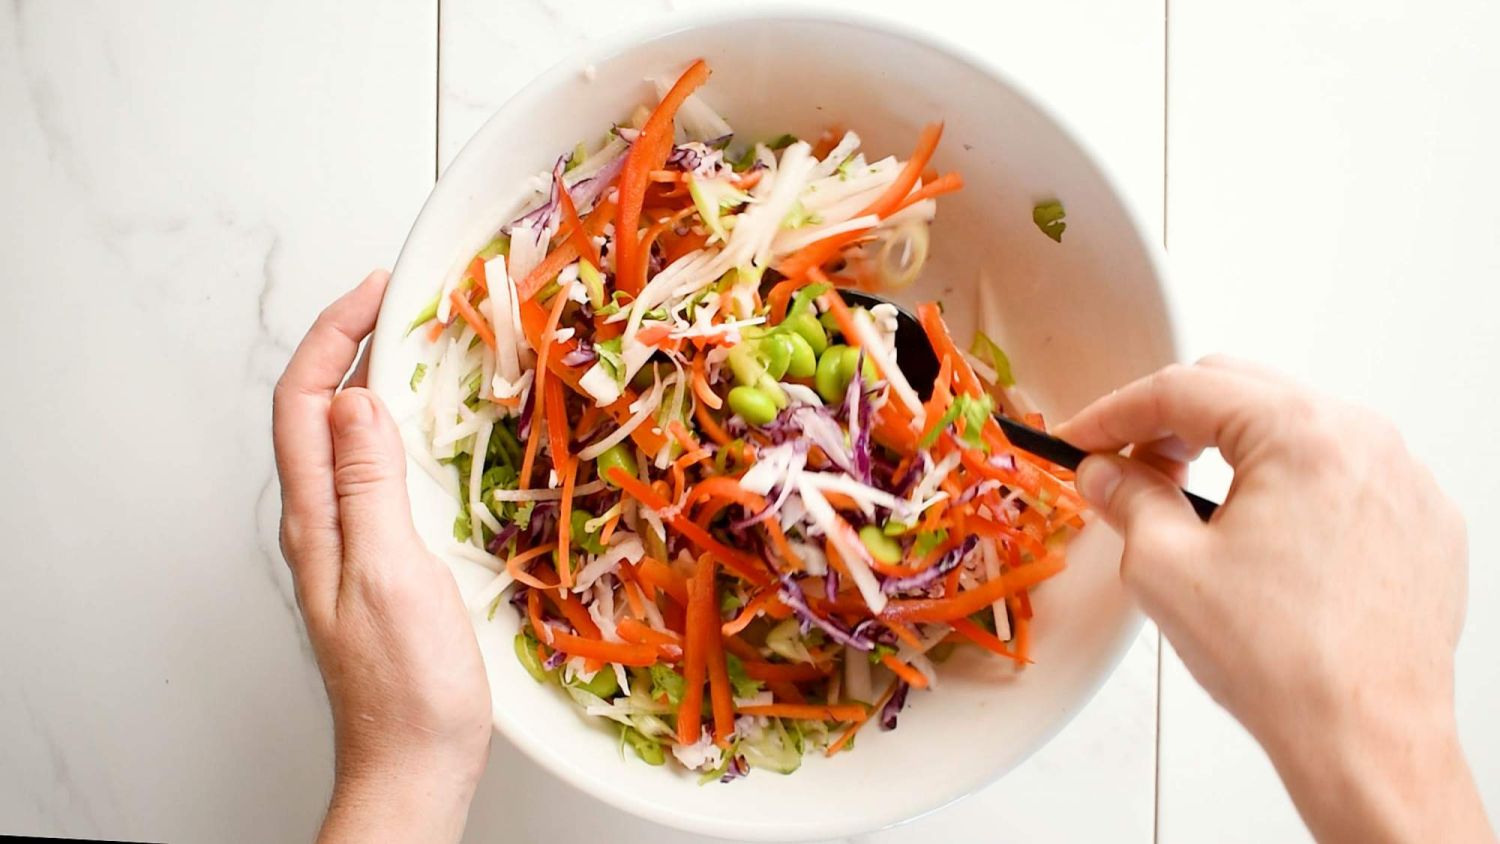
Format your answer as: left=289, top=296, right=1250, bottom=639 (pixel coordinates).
left=330, top=388, right=420, bottom=559
left=1076, top=454, right=1201, bottom=538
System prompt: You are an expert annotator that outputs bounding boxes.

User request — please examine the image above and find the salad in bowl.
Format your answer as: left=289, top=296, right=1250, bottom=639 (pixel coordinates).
left=403, top=58, right=1084, bottom=783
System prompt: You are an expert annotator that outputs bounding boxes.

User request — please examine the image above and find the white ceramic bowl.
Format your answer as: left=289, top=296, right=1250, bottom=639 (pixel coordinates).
left=370, top=8, right=1176, bottom=841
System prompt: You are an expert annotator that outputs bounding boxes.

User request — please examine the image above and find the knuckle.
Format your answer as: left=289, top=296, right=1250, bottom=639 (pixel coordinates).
left=333, top=448, right=396, bottom=497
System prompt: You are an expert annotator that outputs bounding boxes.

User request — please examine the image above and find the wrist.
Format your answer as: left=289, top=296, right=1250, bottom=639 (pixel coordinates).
left=321, top=747, right=486, bottom=844
left=1261, top=689, right=1490, bottom=843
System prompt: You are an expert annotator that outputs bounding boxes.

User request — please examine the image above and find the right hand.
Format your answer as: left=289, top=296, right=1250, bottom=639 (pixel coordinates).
left=1056, top=357, right=1493, bottom=844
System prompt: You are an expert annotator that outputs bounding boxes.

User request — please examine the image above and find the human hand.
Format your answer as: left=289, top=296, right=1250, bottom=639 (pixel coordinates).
left=273, top=271, right=491, bottom=844
left=1056, top=357, right=1493, bottom=844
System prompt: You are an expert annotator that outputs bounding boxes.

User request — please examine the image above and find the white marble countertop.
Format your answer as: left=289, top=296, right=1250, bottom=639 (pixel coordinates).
left=0, top=1, right=1494, bottom=842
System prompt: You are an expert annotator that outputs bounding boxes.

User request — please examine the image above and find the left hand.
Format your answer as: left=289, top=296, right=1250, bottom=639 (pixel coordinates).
left=272, top=270, right=491, bottom=844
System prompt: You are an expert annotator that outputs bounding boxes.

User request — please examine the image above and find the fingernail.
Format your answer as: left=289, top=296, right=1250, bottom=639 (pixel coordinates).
left=332, top=391, right=374, bottom=435
left=1078, top=457, right=1123, bottom=506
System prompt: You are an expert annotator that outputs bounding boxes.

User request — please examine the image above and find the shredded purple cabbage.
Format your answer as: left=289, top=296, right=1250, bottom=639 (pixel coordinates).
left=880, top=536, right=979, bottom=595
left=665, top=142, right=728, bottom=179
left=517, top=389, right=536, bottom=440
left=955, top=479, right=1003, bottom=505
left=845, top=353, right=872, bottom=483
left=560, top=337, right=597, bottom=368
left=666, top=144, right=705, bottom=172
left=506, top=156, right=567, bottom=234
left=543, top=649, right=567, bottom=671
left=823, top=568, right=839, bottom=602
left=568, top=151, right=628, bottom=214
left=879, top=681, right=910, bottom=730
left=508, top=585, right=531, bottom=612
left=486, top=524, right=520, bottom=554
left=776, top=572, right=874, bottom=651
left=719, top=754, right=750, bottom=783
left=989, top=452, right=1018, bottom=473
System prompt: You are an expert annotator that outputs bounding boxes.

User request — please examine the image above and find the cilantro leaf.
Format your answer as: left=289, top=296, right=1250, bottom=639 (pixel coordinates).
left=725, top=653, right=764, bottom=700
left=650, top=664, right=686, bottom=705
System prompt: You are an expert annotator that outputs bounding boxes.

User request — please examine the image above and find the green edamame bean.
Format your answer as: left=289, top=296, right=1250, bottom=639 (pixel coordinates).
left=858, top=524, right=903, bottom=565
left=838, top=345, right=877, bottom=385
left=596, top=443, right=638, bottom=486
left=759, top=334, right=794, bottom=380
left=815, top=344, right=851, bottom=402
left=623, top=727, right=666, bottom=766
left=819, top=309, right=842, bottom=333
left=727, top=344, right=765, bottom=386
left=514, top=633, right=550, bottom=683
left=781, top=312, right=828, bottom=356
left=783, top=331, right=817, bottom=378
left=576, top=667, right=620, bottom=698
left=727, top=386, right=779, bottom=426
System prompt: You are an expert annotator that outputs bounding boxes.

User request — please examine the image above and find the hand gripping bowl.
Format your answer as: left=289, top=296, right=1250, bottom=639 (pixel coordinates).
left=369, top=8, right=1176, bottom=840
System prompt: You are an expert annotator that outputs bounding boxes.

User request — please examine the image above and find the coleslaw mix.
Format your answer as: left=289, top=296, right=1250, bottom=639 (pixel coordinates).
left=407, top=59, right=1084, bottom=781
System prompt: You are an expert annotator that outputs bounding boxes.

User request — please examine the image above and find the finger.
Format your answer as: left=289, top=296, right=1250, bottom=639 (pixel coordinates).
left=272, top=270, right=390, bottom=603
left=1195, top=354, right=1288, bottom=384
left=329, top=388, right=421, bottom=580
left=1077, top=453, right=1205, bottom=546
left=1054, top=363, right=1280, bottom=467
left=1129, top=438, right=1193, bottom=486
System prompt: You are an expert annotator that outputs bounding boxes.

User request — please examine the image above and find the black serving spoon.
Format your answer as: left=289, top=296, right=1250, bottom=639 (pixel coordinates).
left=840, top=290, right=1219, bottom=521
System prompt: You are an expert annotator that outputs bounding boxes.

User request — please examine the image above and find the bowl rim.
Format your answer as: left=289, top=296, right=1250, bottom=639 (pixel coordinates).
left=372, top=5, right=1179, bottom=839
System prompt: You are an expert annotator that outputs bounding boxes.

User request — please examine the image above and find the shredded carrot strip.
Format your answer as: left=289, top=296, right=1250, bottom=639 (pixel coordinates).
left=765, top=275, right=815, bottom=325
left=820, top=285, right=863, bottom=351
left=948, top=617, right=1025, bottom=665
left=881, top=653, right=930, bottom=689
left=721, top=590, right=776, bottom=636
left=465, top=255, right=488, bottom=294
left=690, top=354, right=723, bottom=410
left=694, top=399, right=733, bottom=446
left=547, top=629, right=659, bottom=666
left=615, top=60, right=711, bottom=294
left=737, top=704, right=868, bottom=723
left=761, top=520, right=805, bottom=572
left=702, top=559, right=735, bottom=745
left=677, top=562, right=710, bottom=744
left=881, top=555, right=1066, bottom=623
left=890, top=171, right=964, bottom=215
left=620, top=576, right=646, bottom=618
left=519, top=280, right=573, bottom=488
left=448, top=290, right=496, bottom=350
left=556, top=458, right=578, bottom=588
left=617, top=617, right=680, bottom=647
left=555, top=171, right=602, bottom=269
left=686, top=475, right=765, bottom=513
left=636, top=556, right=691, bottom=605
left=573, top=402, right=603, bottom=440
left=519, top=198, right=616, bottom=300
left=859, top=122, right=944, bottom=219
left=544, top=377, right=570, bottom=472
left=826, top=682, right=898, bottom=756
left=505, top=544, right=560, bottom=590
left=1010, top=594, right=1031, bottom=663
left=602, top=472, right=774, bottom=586
left=740, top=660, right=830, bottom=683
left=666, top=420, right=700, bottom=453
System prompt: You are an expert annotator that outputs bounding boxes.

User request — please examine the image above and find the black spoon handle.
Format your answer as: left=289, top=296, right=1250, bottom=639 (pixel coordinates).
left=993, top=415, right=1219, bottom=522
